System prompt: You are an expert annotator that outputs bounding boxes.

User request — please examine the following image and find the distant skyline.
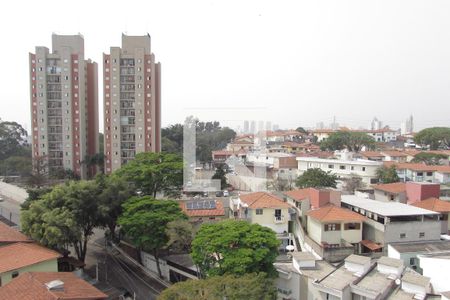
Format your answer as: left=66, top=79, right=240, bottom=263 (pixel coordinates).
left=2, top=0, right=450, bottom=133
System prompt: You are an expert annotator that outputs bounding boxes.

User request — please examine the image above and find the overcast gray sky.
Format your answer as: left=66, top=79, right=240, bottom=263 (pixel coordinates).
left=1, top=0, right=450, bottom=132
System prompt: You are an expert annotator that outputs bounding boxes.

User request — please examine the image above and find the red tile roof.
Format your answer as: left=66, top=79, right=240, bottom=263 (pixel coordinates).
left=372, top=182, right=406, bottom=194
left=411, top=198, right=450, bottom=213
left=180, top=200, right=225, bottom=217
left=383, top=162, right=437, bottom=172
left=0, top=272, right=107, bottom=300
left=284, top=188, right=315, bottom=202
left=239, top=192, right=290, bottom=209
left=360, top=151, right=384, bottom=158
left=0, top=221, right=32, bottom=243
left=384, top=162, right=450, bottom=173
left=381, top=150, right=408, bottom=157
left=307, top=205, right=366, bottom=222
left=0, top=243, right=61, bottom=274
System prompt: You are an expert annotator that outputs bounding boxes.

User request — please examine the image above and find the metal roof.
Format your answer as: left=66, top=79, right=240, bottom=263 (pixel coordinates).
left=341, top=195, right=439, bottom=217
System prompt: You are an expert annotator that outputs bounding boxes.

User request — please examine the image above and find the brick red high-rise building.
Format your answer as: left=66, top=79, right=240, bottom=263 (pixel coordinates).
left=29, top=34, right=99, bottom=179
left=103, top=34, right=161, bottom=173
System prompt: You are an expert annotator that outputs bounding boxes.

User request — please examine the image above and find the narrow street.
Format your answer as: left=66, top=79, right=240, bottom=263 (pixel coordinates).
left=0, top=194, right=165, bottom=300
left=85, top=230, right=166, bottom=299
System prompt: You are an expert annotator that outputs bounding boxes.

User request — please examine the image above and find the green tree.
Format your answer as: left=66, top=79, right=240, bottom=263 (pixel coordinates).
left=21, top=186, right=53, bottom=210
left=320, top=131, right=375, bottom=152
left=296, top=127, right=308, bottom=134
left=376, top=166, right=400, bottom=184
left=414, top=127, right=450, bottom=150
left=212, top=165, right=229, bottom=190
left=162, top=124, right=184, bottom=154
left=342, top=175, right=365, bottom=194
left=0, top=156, right=31, bottom=176
left=411, top=152, right=448, bottom=165
left=295, top=168, right=338, bottom=188
left=82, top=153, right=105, bottom=177
left=118, top=196, right=187, bottom=277
left=165, top=219, right=195, bottom=252
left=21, top=180, right=103, bottom=262
left=191, top=220, right=279, bottom=278
left=98, top=132, right=104, bottom=154
left=96, top=175, right=133, bottom=241
left=158, top=273, right=276, bottom=300
left=0, top=119, right=29, bottom=160
left=115, top=152, right=183, bottom=198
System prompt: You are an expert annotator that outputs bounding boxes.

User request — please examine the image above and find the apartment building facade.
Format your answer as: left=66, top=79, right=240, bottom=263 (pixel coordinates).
left=103, top=34, right=161, bottom=173
left=29, top=34, right=98, bottom=179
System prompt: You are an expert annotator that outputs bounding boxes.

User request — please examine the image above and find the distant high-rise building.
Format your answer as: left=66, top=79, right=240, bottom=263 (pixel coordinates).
left=272, top=124, right=279, bottom=131
left=103, top=34, right=161, bottom=174
left=330, top=116, right=339, bottom=130
left=316, top=122, right=325, bottom=130
left=243, top=120, right=249, bottom=133
left=258, top=120, right=265, bottom=133
left=401, top=115, right=414, bottom=135
left=250, top=121, right=256, bottom=134
left=371, top=117, right=383, bottom=130
left=265, top=121, right=272, bottom=131
left=29, top=34, right=99, bottom=179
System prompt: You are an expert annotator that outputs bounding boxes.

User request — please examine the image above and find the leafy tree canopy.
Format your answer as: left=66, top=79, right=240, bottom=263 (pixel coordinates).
left=158, top=273, right=277, bottom=300
left=21, top=180, right=103, bottom=262
left=114, top=152, right=183, bottom=198
left=96, top=174, right=133, bottom=241
left=118, top=196, right=187, bottom=276
left=296, top=168, right=338, bottom=189
left=212, top=165, right=229, bottom=190
left=376, top=166, right=400, bottom=184
left=296, top=127, right=308, bottom=134
left=165, top=219, right=195, bottom=252
left=320, top=131, right=375, bottom=152
left=162, top=118, right=236, bottom=164
left=191, top=220, right=279, bottom=278
left=414, top=127, right=450, bottom=150
left=411, top=152, right=448, bottom=165
left=0, top=119, right=29, bottom=161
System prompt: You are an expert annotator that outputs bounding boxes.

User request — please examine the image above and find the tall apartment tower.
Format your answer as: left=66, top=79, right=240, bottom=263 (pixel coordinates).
left=29, top=34, right=99, bottom=179
left=103, top=34, right=161, bottom=174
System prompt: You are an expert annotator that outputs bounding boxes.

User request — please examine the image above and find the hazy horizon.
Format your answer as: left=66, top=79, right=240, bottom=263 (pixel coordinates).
left=1, top=0, right=450, bottom=133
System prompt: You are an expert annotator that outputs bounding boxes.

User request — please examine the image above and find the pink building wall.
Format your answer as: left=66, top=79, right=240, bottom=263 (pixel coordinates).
left=406, top=182, right=440, bottom=204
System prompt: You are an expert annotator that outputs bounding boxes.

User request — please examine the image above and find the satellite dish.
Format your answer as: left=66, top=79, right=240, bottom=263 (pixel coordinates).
left=286, top=245, right=295, bottom=252
left=395, top=279, right=401, bottom=285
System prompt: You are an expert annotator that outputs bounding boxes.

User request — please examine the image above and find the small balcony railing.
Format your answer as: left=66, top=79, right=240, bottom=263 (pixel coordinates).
left=274, top=215, right=285, bottom=223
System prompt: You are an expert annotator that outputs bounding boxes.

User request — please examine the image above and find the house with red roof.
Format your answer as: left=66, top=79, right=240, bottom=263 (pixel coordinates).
left=0, top=221, right=32, bottom=246
left=179, top=199, right=226, bottom=225
left=306, top=205, right=366, bottom=261
left=0, top=272, right=107, bottom=300
left=230, top=192, right=291, bottom=234
left=0, top=243, right=60, bottom=286
left=372, top=182, right=407, bottom=203
left=283, top=188, right=341, bottom=227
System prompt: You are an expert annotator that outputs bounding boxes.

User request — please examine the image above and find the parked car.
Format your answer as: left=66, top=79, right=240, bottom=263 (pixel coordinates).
left=215, top=191, right=223, bottom=197
left=223, top=190, right=229, bottom=197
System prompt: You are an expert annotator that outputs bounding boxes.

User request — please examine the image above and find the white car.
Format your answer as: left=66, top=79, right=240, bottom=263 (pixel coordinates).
left=223, top=190, right=229, bottom=197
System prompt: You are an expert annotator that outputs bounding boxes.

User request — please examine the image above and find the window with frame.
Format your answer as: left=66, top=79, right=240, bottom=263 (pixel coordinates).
left=328, top=164, right=334, bottom=169
left=344, top=223, right=360, bottom=230
left=400, top=233, right=406, bottom=239
left=256, top=209, right=263, bottom=215
left=419, top=232, right=425, bottom=238
left=340, top=165, right=346, bottom=170
left=324, top=223, right=340, bottom=231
